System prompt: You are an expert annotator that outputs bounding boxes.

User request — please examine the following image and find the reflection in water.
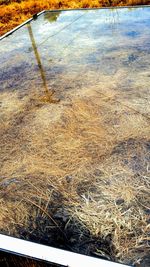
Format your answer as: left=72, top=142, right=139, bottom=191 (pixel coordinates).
left=44, top=11, right=61, bottom=23
left=39, top=12, right=86, bottom=47
left=27, top=23, right=59, bottom=103
left=0, top=8, right=150, bottom=265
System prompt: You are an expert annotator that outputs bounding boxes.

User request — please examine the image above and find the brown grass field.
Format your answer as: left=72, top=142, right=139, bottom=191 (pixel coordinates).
left=0, top=0, right=150, bottom=36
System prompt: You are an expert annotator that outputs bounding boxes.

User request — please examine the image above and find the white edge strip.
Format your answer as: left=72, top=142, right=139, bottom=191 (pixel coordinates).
left=0, top=234, right=129, bottom=267
left=0, top=10, right=45, bottom=41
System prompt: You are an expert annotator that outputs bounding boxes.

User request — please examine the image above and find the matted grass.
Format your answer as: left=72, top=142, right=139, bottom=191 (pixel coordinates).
left=0, top=84, right=149, bottom=264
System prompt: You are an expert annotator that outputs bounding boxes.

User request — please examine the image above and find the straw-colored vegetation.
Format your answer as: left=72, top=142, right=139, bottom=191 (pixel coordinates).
left=0, top=1, right=150, bottom=265
left=0, top=84, right=150, bottom=264
left=0, top=0, right=150, bottom=36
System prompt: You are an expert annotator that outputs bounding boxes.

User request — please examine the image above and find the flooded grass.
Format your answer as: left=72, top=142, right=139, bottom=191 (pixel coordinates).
left=0, top=87, right=149, bottom=265
left=0, top=7, right=150, bottom=266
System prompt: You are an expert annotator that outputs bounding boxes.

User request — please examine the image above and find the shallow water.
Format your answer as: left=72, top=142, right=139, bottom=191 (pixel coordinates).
left=0, top=6, right=150, bottom=265
left=0, top=7, right=150, bottom=116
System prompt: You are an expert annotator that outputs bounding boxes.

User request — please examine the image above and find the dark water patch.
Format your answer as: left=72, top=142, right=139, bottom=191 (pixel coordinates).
left=0, top=62, right=32, bottom=91
left=124, top=30, right=140, bottom=38
left=84, top=52, right=118, bottom=75
left=112, top=138, right=150, bottom=174
left=128, top=54, right=139, bottom=63
left=0, top=58, right=65, bottom=95
left=14, top=205, right=114, bottom=262
left=0, top=251, right=61, bottom=267
left=135, top=256, right=150, bottom=267
left=122, top=53, right=140, bottom=67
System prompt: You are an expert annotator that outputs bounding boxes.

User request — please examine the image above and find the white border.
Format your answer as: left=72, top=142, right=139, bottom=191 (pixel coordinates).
left=0, top=234, right=129, bottom=267
left=0, top=10, right=45, bottom=41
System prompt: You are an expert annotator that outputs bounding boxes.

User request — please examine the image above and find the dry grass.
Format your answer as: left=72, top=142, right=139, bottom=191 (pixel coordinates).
left=0, top=85, right=150, bottom=264
left=74, top=171, right=150, bottom=263
left=0, top=0, right=150, bottom=36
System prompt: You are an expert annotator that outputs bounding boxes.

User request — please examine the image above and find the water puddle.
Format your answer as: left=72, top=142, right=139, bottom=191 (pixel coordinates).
left=0, top=7, right=150, bottom=266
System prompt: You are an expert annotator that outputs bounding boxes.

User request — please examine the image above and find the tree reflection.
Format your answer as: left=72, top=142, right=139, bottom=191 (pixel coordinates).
left=27, top=23, right=59, bottom=103
left=44, top=11, right=61, bottom=23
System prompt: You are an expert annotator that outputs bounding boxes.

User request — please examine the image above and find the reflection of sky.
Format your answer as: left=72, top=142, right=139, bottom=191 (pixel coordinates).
left=35, top=8, right=150, bottom=64
left=1, top=8, right=150, bottom=52
left=0, top=7, right=150, bottom=117
left=32, top=8, right=150, bottom=40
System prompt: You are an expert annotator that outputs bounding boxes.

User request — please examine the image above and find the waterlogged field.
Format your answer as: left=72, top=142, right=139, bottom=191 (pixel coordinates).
left=0, top=7, right=150, bottom=266
left=0, top=0, right=150, bottom=36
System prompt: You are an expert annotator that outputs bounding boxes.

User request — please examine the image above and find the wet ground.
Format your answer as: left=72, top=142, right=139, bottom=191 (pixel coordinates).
left=0, top=6, right=150, bottom=267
